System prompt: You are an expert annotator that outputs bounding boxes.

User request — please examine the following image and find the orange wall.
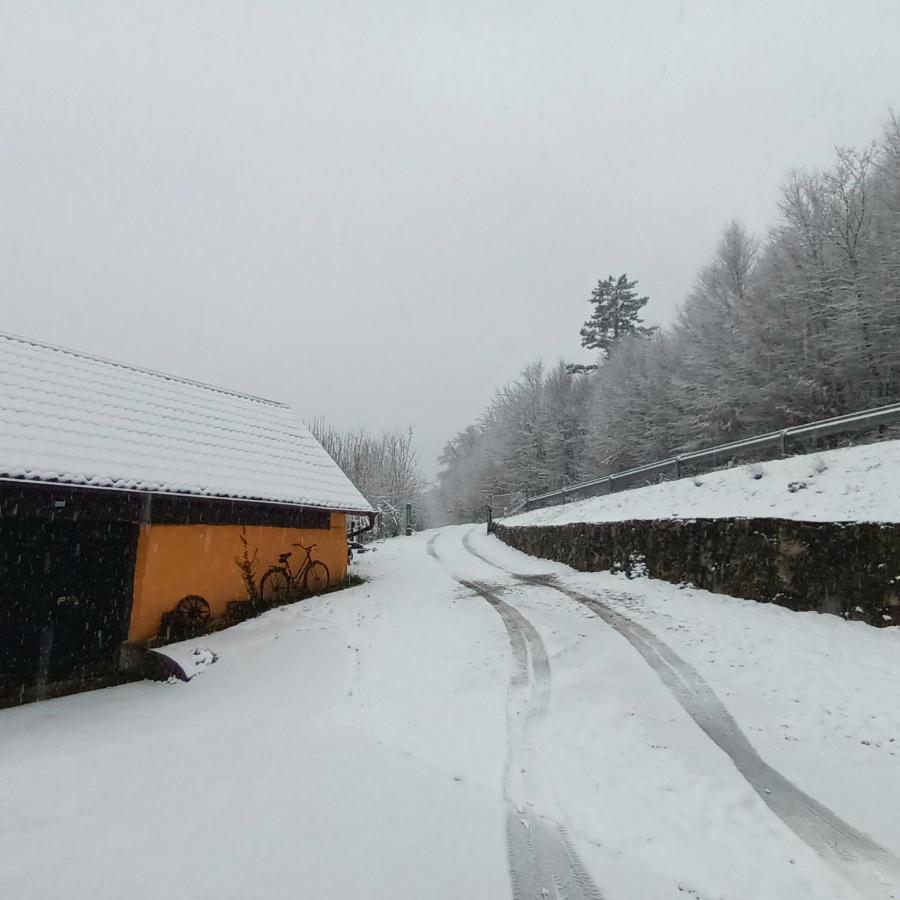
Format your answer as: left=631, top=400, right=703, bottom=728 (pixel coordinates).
left=129, top=513, right=347, bottom=641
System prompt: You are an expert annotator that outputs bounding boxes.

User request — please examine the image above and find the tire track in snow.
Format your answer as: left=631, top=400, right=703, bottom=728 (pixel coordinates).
left=427, top=534, right=604, bottom=900
left=462, top=528, right=900, bottom=899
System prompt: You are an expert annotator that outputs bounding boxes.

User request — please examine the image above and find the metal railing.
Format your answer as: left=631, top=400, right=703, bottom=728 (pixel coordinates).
left=517, top=401, right=900, bottom=513
left=489, top=490, right=528, bottom=519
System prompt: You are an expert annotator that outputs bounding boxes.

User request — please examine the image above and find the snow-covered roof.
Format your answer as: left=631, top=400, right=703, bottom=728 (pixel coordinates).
left=0, top=332, right=373, bottom=513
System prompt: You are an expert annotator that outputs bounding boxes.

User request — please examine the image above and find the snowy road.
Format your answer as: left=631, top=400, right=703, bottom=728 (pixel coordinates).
left=1, top=526, right=899, bottom=899
left=427, top=534, right=603, bottom=900
left=446, top=526, right=900, bottom=899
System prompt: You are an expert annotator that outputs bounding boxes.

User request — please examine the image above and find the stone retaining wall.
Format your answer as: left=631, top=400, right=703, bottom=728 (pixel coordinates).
left=494, top=519, right=900, bottom=626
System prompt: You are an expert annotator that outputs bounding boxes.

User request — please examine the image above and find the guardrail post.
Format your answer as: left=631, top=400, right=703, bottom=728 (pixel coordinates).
left=674, top=457, right=681, bottom=479
left=779, top=430, right=787, bottom=458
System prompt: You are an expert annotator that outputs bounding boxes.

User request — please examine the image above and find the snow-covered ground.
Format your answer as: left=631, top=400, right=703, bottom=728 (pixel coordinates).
left=0, top=536, right=511, bottom=899
left=1, top=526, right=898, bottom=899
left=506, top=439, right=900, bottom=526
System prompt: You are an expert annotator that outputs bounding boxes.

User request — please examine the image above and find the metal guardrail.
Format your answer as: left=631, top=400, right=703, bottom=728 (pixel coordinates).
left=518, top=401, right=900, bottom=513
left=489, top=490, right=527, bottom=518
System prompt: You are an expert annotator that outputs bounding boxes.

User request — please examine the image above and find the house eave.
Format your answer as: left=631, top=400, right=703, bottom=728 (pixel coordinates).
left=0, top=477, right=371, bottom=526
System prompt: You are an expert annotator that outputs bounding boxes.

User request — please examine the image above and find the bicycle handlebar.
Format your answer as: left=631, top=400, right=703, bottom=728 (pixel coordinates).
left=292, top=542, right=317, bottom=552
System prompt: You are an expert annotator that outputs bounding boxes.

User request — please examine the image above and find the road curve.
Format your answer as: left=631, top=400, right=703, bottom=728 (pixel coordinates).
left=462, top=527, right=900, bottom=900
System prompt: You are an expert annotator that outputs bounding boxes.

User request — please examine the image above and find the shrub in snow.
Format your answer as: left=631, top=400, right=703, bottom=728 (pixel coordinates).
left=612, top=551, right=649, bottom=579
left=234, top=526, right=261, bottom=603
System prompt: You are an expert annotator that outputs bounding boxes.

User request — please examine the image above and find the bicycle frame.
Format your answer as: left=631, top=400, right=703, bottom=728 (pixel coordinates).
left=279, top=543, right=317, bottom=590
left=259, top=542, right=328, bottom=605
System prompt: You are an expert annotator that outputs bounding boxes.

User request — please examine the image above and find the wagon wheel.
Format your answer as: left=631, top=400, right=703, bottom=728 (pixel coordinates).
left=302, top=561, right=330, bottom=597
left=175, top=594, right=211, bottom=631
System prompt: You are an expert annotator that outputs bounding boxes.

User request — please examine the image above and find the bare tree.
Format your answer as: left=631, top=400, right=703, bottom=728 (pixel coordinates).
left=309, top=420, right=428, bottom=537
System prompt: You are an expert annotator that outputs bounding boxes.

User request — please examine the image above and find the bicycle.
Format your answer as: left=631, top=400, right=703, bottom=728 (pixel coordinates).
left=258, top=543, right=330, bottom=606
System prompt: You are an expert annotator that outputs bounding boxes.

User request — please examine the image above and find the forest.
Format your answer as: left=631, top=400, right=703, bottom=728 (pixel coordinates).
left=436, top=115, right=900, bottom=522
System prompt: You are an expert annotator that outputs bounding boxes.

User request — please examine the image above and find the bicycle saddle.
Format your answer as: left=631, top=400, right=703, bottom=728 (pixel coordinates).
left=278, top=552, right=292, bottom=562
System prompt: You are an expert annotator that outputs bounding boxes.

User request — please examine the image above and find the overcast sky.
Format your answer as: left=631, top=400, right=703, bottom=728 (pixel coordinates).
left=2, top=1, right=899, bottom=477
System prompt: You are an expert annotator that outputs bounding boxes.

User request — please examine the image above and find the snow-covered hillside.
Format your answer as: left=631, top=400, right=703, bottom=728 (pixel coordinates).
left=506, top=439, right=900, bottom=527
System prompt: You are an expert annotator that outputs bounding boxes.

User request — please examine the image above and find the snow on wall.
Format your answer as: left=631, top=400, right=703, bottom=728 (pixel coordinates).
left=507, top=439, right=900, bottom=527
left=0, top=332, right=373, bottom=513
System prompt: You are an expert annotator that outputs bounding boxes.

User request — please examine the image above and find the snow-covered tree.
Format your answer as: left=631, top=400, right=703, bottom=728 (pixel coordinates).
left=579, top=274, right=655, bottom=355
left=308, top=421, right=429, bottom=537
left=436, top=115, right=900, bottom=519
left=673, top=221, right=763, bottom=444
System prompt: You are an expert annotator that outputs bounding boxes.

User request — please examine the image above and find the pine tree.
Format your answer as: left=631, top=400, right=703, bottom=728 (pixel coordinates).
left=579, top=274, right=654, bottom=353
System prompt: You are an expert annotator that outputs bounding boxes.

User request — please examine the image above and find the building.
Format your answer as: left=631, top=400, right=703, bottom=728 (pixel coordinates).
left=0, top=332, right=374, bottom=704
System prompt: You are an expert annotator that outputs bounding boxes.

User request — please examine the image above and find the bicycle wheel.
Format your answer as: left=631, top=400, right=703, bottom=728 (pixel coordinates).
left=259, top=568, right=291, bottom=606
left=303, top=561, right=330, bottom=597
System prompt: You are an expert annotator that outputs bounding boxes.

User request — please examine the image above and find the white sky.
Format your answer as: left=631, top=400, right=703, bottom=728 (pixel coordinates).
left=2, top=1, right=899, bottom=477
